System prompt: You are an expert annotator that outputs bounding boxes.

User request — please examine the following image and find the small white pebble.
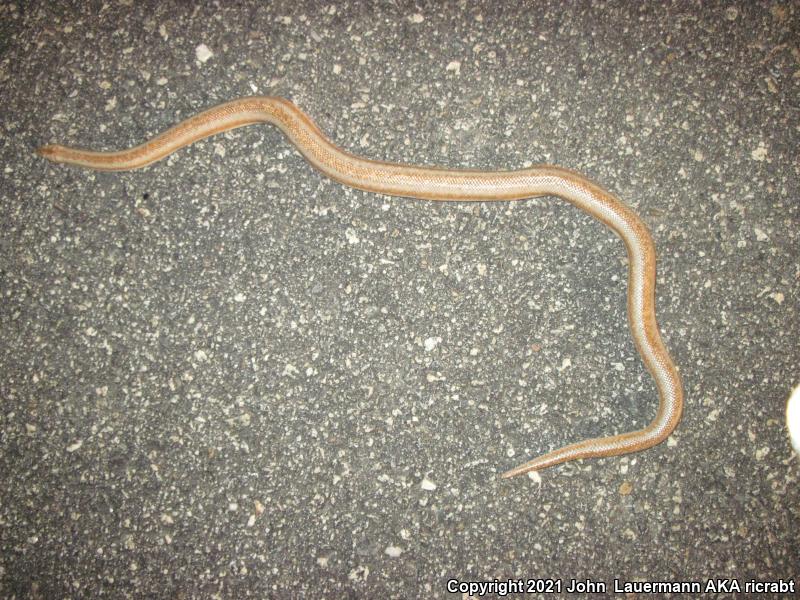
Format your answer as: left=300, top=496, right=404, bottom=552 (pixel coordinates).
left=385, top=545, right=403, bottom=558
left=751, top=143, right=768, bottom=161
left=527, top=471, right=542, bottom=483
left=409, top=13, right=424, bottom=23
left=345, top=229, right=360, bottom=244
left=424, top=337, right=441, bottom=352
left=769, top=292, right=784, bottom=305
left=446, top=60, right=461, bottom=75
left=421, top=477, right=437, bottom=491
left=283, top=364, right=299, bottom=377
left=195, top=44, right=213, bottom=63
left=66, top=440, right=83, bottom=452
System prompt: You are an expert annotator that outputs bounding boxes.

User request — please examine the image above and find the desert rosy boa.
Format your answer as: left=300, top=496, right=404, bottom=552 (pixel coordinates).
left=37, top=96, right=683, bottom=478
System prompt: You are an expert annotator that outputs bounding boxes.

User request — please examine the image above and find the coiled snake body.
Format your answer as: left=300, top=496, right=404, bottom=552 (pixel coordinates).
left=38, top=96, right=683, bottom=478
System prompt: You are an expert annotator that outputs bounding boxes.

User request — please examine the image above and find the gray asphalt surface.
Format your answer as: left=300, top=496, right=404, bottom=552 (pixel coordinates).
left=2, top=1, right=798, bottom=597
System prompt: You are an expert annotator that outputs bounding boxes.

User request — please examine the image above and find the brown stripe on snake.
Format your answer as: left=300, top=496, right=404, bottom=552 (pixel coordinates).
left=37, top=96, right=683, bottom=478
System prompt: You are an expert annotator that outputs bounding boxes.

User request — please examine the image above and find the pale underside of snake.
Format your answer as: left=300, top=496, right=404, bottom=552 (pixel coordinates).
left=37, top=96, right=683, bottom=479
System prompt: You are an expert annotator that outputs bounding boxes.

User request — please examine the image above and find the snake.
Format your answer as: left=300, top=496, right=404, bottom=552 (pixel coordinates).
left=37, top=96, right=683, bottom=478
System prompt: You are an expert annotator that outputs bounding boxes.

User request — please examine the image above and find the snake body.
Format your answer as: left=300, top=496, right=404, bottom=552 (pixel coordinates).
left=37, top=96, right=683, bottom=478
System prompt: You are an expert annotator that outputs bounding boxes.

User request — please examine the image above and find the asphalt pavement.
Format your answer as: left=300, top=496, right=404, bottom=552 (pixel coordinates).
left=1, top=1, right=798, bottom=597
